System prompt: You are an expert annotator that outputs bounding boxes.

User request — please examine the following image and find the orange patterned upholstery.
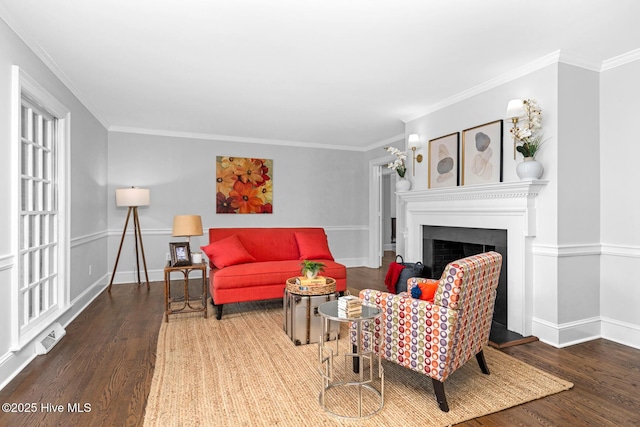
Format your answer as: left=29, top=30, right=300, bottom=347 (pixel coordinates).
left=354, top=251, right=502, bottom=411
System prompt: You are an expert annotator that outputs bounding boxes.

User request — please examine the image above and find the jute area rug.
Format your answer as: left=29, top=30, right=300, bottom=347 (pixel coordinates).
left=144, top=300, right=572, bottom=427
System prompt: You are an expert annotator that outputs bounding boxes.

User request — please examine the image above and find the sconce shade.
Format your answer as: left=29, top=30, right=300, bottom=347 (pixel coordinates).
left=115, top=187, right=150, bottom=207
left=172, top=215, right=203, bottom=237
left=505, top=99, right=525, bottom=119
left=407, top=134, right=421, bottom=149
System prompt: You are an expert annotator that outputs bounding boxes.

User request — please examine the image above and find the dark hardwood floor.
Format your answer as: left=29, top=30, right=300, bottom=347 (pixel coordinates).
left=1, top=252, right=639, bottom=426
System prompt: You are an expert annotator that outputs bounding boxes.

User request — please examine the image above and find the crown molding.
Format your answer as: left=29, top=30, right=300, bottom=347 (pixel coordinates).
left=601, top=48, right=640, bottom=71
left=0, top=7, right=111, bottom=130
left=402, top=51, right=563, bottom=123
left=402, top=48, right=635, bottom=124
left=363, top=133, right=405, bottom=151
left=557, top=51, right=602, bottom=71
left=108, top=126, right=376, bottom=152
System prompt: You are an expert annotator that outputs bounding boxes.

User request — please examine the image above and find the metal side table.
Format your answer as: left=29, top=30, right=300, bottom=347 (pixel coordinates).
left=317, top=300, right=384, bottom=419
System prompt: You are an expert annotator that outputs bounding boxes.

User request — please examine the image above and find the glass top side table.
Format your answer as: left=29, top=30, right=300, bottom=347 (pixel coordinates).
left=317, top=300, right=384, bottom=419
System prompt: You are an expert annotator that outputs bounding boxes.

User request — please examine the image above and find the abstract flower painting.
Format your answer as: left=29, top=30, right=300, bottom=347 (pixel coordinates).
left=216, top=156, right=273, bottom=214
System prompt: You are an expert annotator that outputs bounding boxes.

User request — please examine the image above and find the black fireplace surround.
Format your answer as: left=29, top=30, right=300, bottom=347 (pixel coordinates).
left=422, top=225, right=508, bottom=330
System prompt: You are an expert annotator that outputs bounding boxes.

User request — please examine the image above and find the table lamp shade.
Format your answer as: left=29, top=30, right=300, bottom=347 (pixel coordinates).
left=116, top=188, right=150, bottom=207
left=172, top=215, right=203, bottom=237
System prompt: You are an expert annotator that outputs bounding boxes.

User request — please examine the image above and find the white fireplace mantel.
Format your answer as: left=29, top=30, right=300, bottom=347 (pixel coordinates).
left=396, top=180, right=548, bottom=336
left=398, top=180, right=548, bottom=203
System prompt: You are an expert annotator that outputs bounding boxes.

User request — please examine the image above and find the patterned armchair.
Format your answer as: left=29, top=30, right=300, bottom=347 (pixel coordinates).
left=353, top=251, right=502, bottom=412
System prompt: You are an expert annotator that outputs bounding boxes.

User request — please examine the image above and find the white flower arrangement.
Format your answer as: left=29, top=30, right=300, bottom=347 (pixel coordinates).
left=511, top=99, right=545, bottom=158
left=384, top=146, right=407, bottom=178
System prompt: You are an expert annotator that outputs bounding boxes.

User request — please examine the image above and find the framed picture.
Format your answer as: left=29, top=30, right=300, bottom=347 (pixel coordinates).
left=216, top=156, right=273, bottom=214
left=428, top=132, right=459, bottom=188
left=461, top=120, right=503, bottom=185
left=169, top=242, right=192, bottom=266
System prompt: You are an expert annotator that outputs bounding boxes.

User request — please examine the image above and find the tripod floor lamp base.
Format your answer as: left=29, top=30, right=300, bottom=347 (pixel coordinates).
left=108, top=188, right=150, bottom=292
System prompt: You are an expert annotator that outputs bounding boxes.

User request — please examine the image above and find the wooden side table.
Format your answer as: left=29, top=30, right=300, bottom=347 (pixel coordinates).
left=163, top=262, right=208, bottom=322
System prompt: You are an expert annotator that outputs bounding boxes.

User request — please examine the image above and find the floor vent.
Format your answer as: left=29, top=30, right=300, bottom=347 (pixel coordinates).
left=35, top=323, right=66, bottom=355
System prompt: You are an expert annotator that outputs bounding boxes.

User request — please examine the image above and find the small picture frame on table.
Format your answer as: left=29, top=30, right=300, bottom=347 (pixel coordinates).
left=169, top=242, right=192, bottom=266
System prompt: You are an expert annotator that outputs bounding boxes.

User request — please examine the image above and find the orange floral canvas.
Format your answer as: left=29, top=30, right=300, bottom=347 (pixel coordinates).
left=216, top=156, right=273, bottom=214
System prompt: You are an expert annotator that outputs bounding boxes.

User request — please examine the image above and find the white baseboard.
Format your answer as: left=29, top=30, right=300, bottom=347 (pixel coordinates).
left=337, top=257, right=368, bottom=268
left=0, top=274, right=108, bottom=391
left=532, top=316, right=640, bottom=350
left=601, top=317, right=640, bottom=350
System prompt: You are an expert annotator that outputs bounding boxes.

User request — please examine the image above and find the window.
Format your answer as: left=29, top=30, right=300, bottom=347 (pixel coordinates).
left=19, top=99, right=58, bottom=331
left=12, top=66, right=70, bottom=350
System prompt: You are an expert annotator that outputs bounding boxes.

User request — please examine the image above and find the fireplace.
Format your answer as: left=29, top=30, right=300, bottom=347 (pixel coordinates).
left=423, top=225, right=507, bottom=329
left=397, top=181, right=547, bottom=337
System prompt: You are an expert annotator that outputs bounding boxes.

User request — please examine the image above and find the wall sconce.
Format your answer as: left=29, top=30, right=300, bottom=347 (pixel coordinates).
left=407, top=134, right=422, bottom=176
left=505, top=99, right=525, bottom=159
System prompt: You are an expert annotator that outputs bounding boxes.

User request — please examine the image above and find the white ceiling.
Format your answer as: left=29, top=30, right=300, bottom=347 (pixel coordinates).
left=1, top=0, right=638, bottom=150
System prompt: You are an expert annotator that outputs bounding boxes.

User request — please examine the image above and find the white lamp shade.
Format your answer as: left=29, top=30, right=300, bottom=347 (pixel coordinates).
left=172, top=215, right=203, bottom=237
left=505, top=99, right=525, bottom=119
left=407, top=134, right=421, bottom=149
left=115, top=188, right=150, bottom=207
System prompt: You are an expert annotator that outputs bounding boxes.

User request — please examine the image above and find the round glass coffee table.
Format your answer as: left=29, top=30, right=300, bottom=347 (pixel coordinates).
left=317, top=300, right=384, bottom=419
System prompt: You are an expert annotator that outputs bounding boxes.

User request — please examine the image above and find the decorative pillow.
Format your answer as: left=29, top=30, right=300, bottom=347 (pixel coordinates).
left=419, top=279, right=439, bottom=302
left=412, top=279, right=439, bottom=302
left=200, top=234, right=256, bottom=268
left=294, top=232, right=334, bottom=261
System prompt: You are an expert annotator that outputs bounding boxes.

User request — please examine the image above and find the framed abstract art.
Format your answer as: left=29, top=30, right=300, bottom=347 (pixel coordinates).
left=461, top=120, right=503, bottom=186
left=428, top=132, right=459, bottom=189
left=216, top=156, right=273, bottom=214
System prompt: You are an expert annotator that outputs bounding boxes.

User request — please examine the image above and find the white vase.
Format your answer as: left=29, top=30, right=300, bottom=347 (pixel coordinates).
left=516, top=157, right=544, bottom=180
left=395, top=178, right=411, bottom=192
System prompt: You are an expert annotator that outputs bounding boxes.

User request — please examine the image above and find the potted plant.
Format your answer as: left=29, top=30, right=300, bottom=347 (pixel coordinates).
left=384, top=146, right=410, bottom=191
left=300, top=260, right=325, bottom=279
left=510, top=99, right=546, bottom=180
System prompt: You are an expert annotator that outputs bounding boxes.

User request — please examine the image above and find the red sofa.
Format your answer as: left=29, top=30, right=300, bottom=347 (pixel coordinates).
left=201, top=227, right=347, bottom=319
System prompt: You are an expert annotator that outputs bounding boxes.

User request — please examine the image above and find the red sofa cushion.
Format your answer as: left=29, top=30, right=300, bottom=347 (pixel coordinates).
left=294, top=231, right=334, bottom=260
left=212, top=260, right=346, bottom=290
left=201, top=234, right=256, bottom=268
left=208, top=227, right=329, bottom=262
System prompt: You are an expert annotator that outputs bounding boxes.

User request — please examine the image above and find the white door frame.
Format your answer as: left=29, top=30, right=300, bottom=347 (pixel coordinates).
left=368, top=154, right=395, bottom=267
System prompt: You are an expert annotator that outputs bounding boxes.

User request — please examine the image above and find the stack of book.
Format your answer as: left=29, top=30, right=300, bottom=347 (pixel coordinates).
left=295, top=276, right=327, bottom=286
left=338, top=295, right=362, bottom=317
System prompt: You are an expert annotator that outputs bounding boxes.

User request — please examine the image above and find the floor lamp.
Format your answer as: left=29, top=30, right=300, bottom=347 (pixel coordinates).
left=108, top=187, right=150, bottom=292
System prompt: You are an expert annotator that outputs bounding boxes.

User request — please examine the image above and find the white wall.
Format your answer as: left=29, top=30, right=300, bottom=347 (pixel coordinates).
left=400, top=59, right=640, bottom=348
left=106, top=131, right=370, bottom=284
left=555, top=64, right=600, bottom=339
left=600, top=58, right=640, bottom=348
left=0, top=18, right=108, bottom=389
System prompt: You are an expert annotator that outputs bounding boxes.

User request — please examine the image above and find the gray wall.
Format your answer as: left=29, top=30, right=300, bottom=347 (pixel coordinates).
left=600, top=58, right=640, bottom=345
left=0, top=18, right=108, bottom=387
left=106, top=131, right=370, bottom=284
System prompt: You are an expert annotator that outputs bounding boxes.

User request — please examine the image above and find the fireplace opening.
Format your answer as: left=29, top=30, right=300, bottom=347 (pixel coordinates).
left=423, top=225, right=519, bottom=345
